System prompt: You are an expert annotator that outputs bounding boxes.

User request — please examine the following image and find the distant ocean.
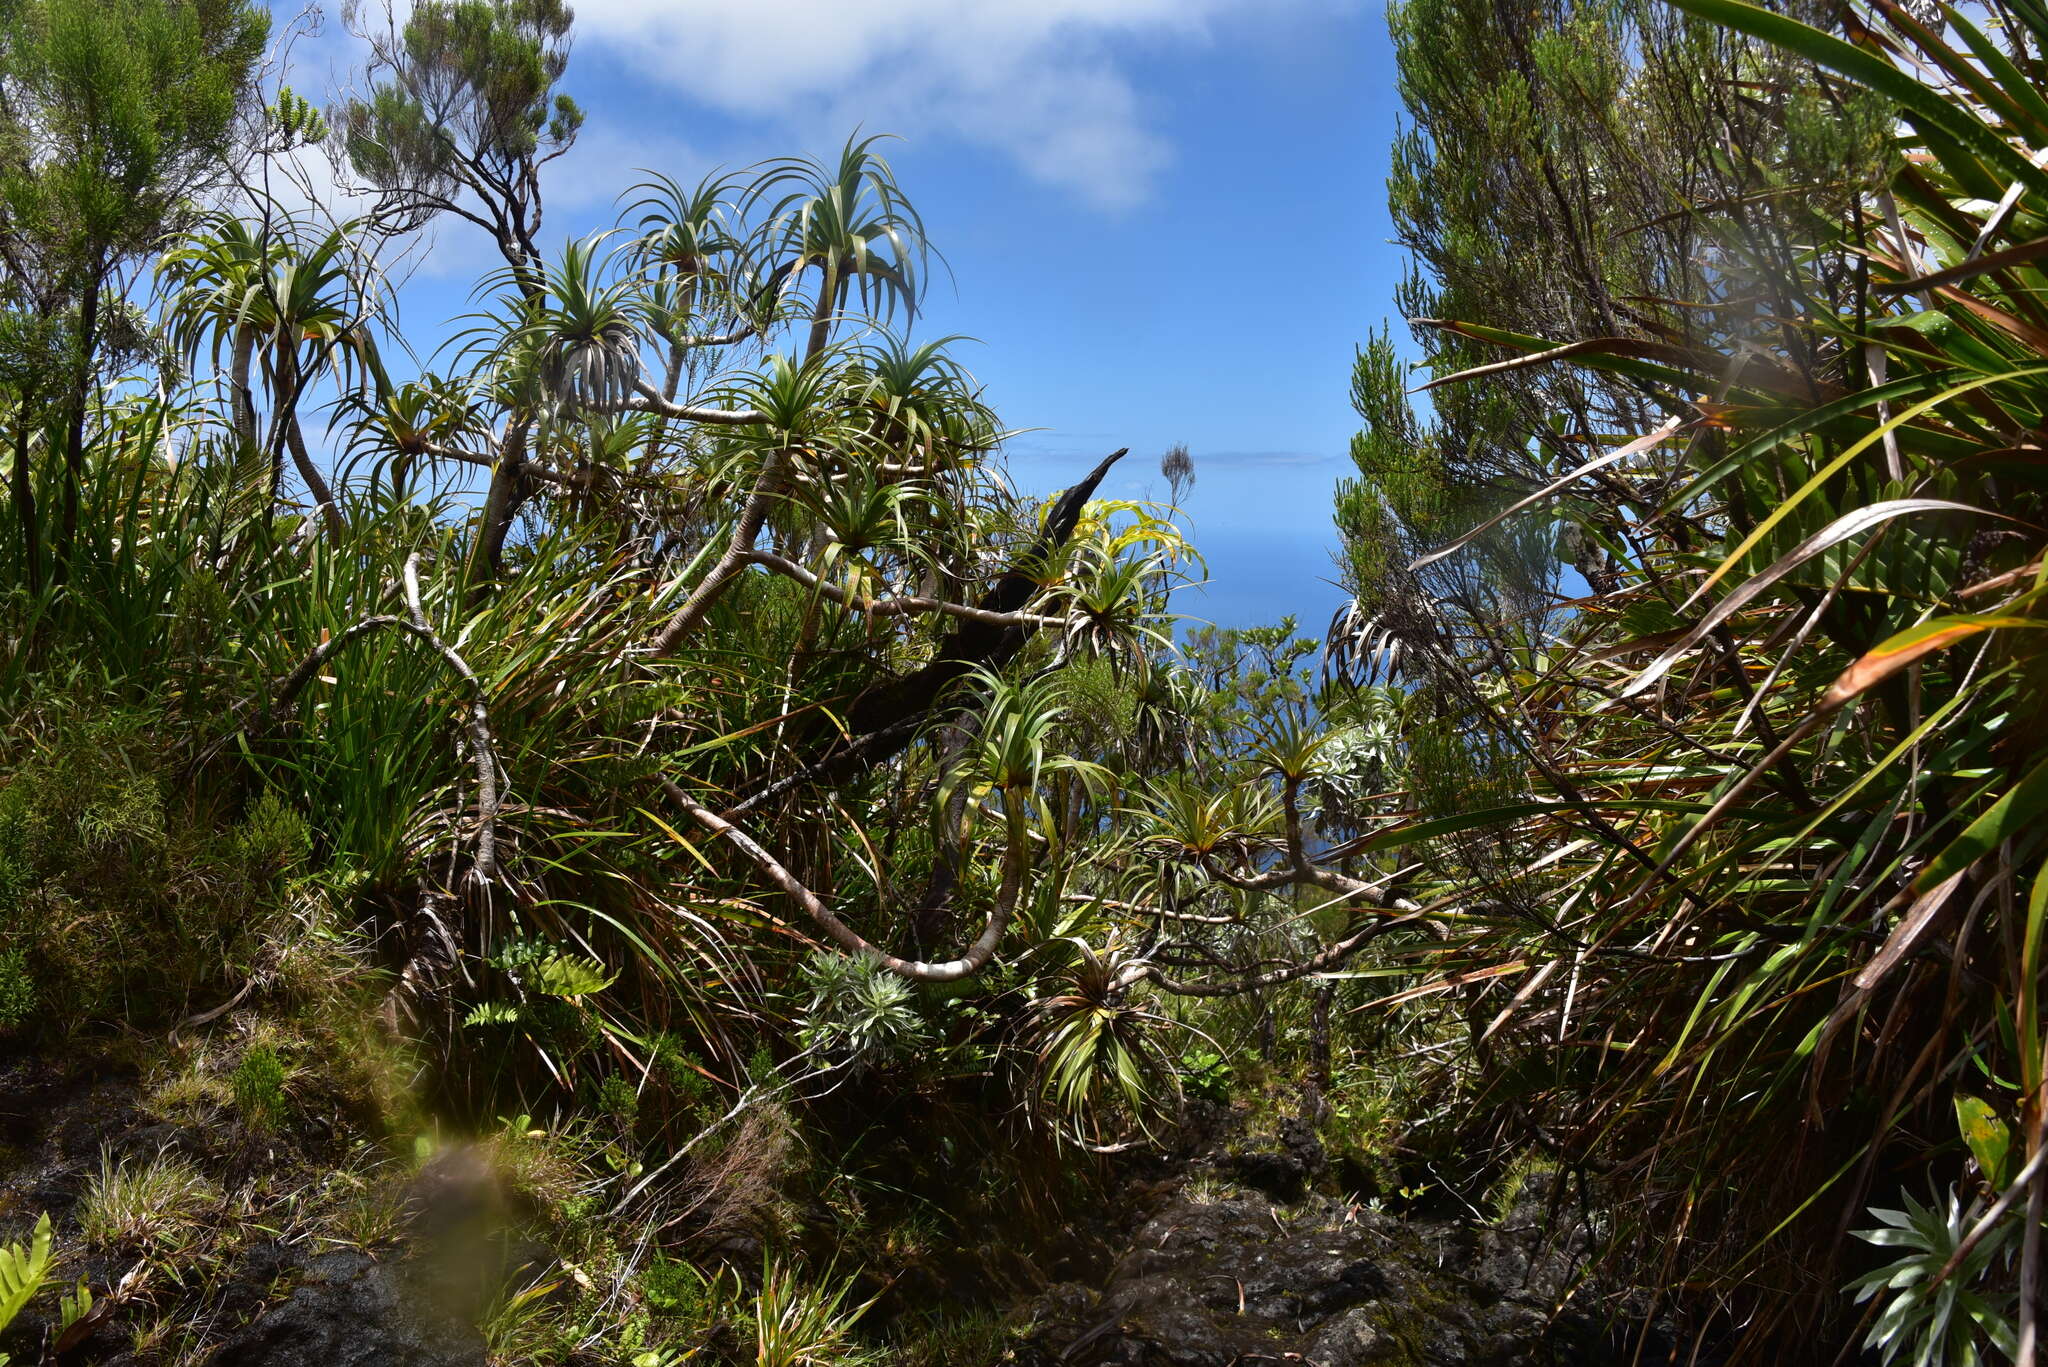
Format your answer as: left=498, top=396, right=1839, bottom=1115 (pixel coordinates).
left=1176, top=526, right=1348, bottom=639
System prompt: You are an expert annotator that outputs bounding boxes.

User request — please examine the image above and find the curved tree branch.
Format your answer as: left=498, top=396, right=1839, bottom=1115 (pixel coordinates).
left=745, top=548, right=1068, bottom=629
left=1120, top=911, right=1416, bottom=998
left=402, top=553, right=500, bottom=884
left=623, top=381, right=767, bottom=426
left=649, top=445, right=792, bottom=655
left=664, top=777, right=1027, bottom=982
left=259, top=557, right=503, bottom=884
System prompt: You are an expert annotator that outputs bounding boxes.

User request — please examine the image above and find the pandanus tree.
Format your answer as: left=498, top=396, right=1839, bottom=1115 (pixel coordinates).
left=751, top=135, right=927, bottom=363
left=626, top=170, right=753, bottom=409
left=454, top=231, right=645, bottom=576
left=160, top=214, right=388, bottom=542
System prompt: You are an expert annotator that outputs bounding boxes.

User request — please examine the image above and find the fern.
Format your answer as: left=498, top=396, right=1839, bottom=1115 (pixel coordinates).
left=528, top=952, right=615, bottom=998
left=0, top=1211, right=55, bottom=1346
left=59, top=1278, right=91, bottom=1332
left=463, top=1001, right=522, bottom=1028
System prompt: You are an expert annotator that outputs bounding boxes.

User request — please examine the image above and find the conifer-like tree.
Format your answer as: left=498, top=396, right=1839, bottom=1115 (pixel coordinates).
left=0, top=0, right=268, bottom=581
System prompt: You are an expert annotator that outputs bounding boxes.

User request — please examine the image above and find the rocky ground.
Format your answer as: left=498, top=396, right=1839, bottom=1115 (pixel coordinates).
left=0, top=1046, right=506, bottom=1367
left=1, top=1041, right=1701, bottom=1366
left=1010, top=1116, right=1695, bottom=1367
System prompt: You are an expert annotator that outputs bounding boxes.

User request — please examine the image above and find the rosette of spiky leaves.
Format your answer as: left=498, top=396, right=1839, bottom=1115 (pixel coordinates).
left=746, top=134, right=928, bottom=354
left=796, top=950, right=928, bottom=1069
left=1251, top=713, right=1341, bottom=786
left=1049, top=545, right=1171, bottom=665
left=547, top=412, right=661, bottom=479
left=950, top=669, right=1114, bottom=836
left=845, top=335, right=1003, bottom=477
left=1846, top=1186, right=2018, bottom=1367
left=456, top=232, right=642, bottom=420
left=627, top=170, right=745, bottom=301
left=626, top=170, right=767, bottom=373
left=790, top=465, right=945, bottom=596
left=158, top=213, right=279, bottom=405
left=1030, top=941, right=1178, bottom=1141
left=1131, top=773, right=1278, bottom=864
left=337, top=373, right=489, bottom=489
left=732, top=350, right=858, bottom=446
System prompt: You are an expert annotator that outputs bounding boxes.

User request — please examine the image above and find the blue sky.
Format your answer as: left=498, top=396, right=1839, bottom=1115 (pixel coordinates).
left=281, top=0, right=1407, bottom=632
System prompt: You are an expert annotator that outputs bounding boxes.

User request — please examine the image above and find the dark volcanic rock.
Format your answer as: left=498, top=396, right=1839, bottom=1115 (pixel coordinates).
left=1014, top=1171, right=1670, bottom=1367
left=213, top=1145, right=554, bottom=1367
left=1220, top=1113, right=1326, bottom=1202
left=208, top=1249, right=487, bottom=1367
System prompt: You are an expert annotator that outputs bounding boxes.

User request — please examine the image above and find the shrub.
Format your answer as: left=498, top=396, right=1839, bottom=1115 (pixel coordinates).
left=1178, top=1048, right=1232, bottom=1102
left=0, top=693, right=294, bottom=1030
left=796, top=952, right=927, bottom=1070
left=0, top=949, right=31, bottom=1032
left=232, top=1043, right=288, bottom=1130
left=596, top=1073, right=640, bottom=1137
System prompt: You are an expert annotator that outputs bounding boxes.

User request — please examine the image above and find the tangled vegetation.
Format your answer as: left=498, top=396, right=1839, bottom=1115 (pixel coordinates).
left=0, top=0, right=2044, bottom=1361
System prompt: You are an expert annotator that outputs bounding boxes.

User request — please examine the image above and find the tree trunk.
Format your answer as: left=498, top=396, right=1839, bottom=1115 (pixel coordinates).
left=275, top=345, right=344, bottom=542
left=469, top=418, right=533, bottom=589
left=53, top=263, right=102, bottom=586
left=910, top=717, right=980, bottom=954
left=11, top=407, right=39, bottom=598
left=228, top=329, right=259, bottom=454
left=285, top=414, right=344, bottom=543
left=1309, top=984, right=1334, bottom=1088
left=805, top=261, right=835, bottom=360
left=649, top=445, right=789, bottom=655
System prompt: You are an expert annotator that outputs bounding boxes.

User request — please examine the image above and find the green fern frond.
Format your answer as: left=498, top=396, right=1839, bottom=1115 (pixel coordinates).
left=0, top=1211, right=55, bottom=1332
left=527, top=952, right=615, bottom=998
left=59, top=1278, right=91, bottom=1331
left=463, top=1001, right=522, bottom=1027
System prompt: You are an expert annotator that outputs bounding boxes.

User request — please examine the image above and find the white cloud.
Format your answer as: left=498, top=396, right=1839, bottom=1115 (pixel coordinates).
left=565, top=0, right=1286, bottom=212
left=276, top=0, right=1318, bottom=224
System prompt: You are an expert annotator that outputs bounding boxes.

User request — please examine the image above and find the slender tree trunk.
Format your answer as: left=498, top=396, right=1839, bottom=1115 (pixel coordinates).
left=648, top=445, right=789, bottom=655
left=911, top=717, right=980, bottom=954
left=11, top=406, right=39, bottom=598
left=54, top=263, right=103, bottom=586
left=1309, top=984, right=1334, bottom=1088
left=465, top=261, right=548, bottom=590
left=271, top=344, right=344, bottom=542
left=805, top=261, right=835, bottom=360
left=1301, top=982, right=1336, bottom=1124
left=228, top=329, right=259, bottom=454
left=285, top=417, right=345, bottom=544
left=469, top=418, right=533, bottom=589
